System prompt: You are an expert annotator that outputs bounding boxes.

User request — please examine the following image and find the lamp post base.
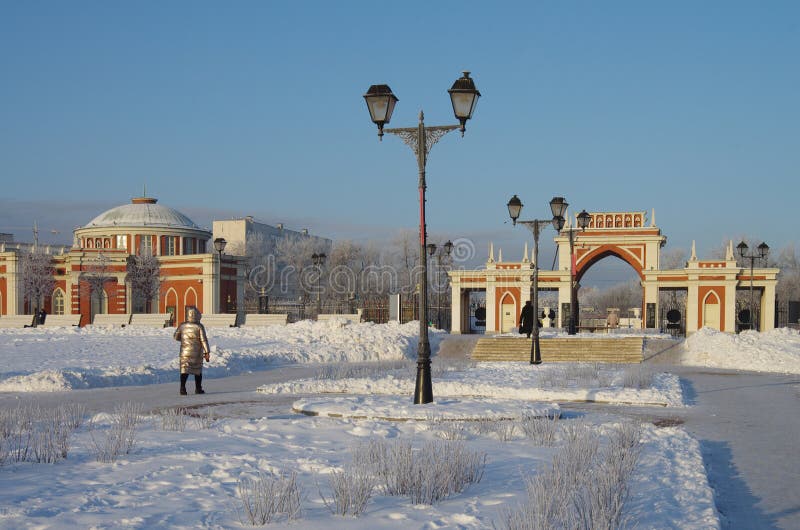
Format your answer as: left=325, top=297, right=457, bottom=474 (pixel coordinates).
left=414, top=359, right=433, bottom=404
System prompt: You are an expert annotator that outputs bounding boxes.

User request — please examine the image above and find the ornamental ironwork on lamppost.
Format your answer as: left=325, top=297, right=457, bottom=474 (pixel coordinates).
left=312, top=252, right=327, bottom=317
left=737, top=241, right=769, bottom=331
left=364, top=72, right=480, bottom=404
left=507, top=195, right=556, bottom=365
left=427, top=240, right=454, bottom=330
left=213, top=238, right=227, bottom=313
left=550, top=197, right=591, bottom=335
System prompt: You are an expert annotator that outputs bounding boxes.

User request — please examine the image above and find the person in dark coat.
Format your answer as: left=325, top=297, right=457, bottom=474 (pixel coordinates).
left=519, top=301, right=534, bottom=338
left=37, top=309, right=47, bottom=325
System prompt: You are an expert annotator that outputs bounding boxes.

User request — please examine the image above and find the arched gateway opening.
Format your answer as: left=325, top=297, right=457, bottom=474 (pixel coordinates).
left=448, top=210, right=779, bottom=336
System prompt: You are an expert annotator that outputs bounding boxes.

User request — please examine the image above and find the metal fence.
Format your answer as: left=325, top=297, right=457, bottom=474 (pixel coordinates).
left=247, top=295, right=452, bottom=329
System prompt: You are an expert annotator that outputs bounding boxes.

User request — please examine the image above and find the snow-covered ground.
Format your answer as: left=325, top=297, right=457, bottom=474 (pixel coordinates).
left=3, top=321, right=798, bottom=528
left=0, top=320, right=443, bottom=392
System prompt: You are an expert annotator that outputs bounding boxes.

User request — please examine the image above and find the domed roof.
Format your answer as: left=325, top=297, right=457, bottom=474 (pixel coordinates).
left=82, top=197, right=206, bottom=231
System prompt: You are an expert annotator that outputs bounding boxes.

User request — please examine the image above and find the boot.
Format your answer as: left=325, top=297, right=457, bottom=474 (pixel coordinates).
left=180, top=374, right=189, bottom=395
left=195, top=374, right=205, bottom=394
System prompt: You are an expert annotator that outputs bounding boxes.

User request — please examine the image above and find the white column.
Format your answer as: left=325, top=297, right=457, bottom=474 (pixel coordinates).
left=485, top=276, right=497, bottom=334
left=557, top=279, right=570, bottom=328
left=761, top=282, right=776, bottom=331
left=723, top=282, right=737, bottom=333
left=450, top=283, right=462, bottom=334
left=686, top=283, right=699, bottom=334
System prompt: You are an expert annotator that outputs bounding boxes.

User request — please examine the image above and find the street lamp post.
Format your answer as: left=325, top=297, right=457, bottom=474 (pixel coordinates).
left=549, top=198, right=591, bottom=334
left=507, top=195, right=556, bottom=365
left=737, top=241, right=769, bottom=331
left=213, top=238, right=226, bottom=313
left=312, top=252, right=327, bottom=317
left=427, top=240, right=454, bottom=330
left=364, top=72, right=480, bottom=404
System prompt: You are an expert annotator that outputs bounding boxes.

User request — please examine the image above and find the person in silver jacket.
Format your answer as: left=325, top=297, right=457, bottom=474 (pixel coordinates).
left=174, top=306, right=210, bottom=395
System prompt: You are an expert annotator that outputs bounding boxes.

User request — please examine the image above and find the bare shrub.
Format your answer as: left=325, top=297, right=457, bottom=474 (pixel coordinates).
left=500, top=422, right=643, bottom=530
left=539, top=363, right=615, bottom=389
left=319, top=463, right=376, bottom=517
left=158, top=407, right=190, bottom=431
left=314, top=361, right=413, bottom=381
left=0, top=403, right=85, bottom=465
left=559, top=419, right=593, bottom=445
left=519, top=413, right=560, bottom=446
left=89, top=402, right=143, bottom=463
left=237, top=470, right=302, bottom=525
left=493, top=420, right=518, bottom=442
left=431, top=358, right=476, bottom=378
left=192, top=408, right=217, bottom=430
left=435, top=420, right=470, bottom=441
left=621, top=365, right=655, bottom=389
left=355, top=438, right=486, bottom=505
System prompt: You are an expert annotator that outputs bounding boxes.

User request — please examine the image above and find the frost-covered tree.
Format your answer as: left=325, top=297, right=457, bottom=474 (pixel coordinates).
left=660, top=247, right=688, bottom=269
left=20, top=249, right=55, bottom=315
left=773, top=244, right=800, bottom=302
left=274, top=236, right=326, bottom=304
left=80, top=253, right=114, bottom=318
left=125, top=253, right=161, bottom=313
left=579, top=278, right=642, bottom=314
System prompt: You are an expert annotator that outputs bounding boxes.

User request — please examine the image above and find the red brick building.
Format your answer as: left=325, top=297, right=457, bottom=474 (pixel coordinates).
left=0, top=196, right=246, bottom=326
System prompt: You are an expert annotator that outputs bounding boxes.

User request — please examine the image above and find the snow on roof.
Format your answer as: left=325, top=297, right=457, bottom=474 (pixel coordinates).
left=82, top=197, right=206, bottom=231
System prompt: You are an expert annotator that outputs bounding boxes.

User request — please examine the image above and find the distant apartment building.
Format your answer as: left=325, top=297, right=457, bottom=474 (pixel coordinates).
left=212, top=216, right=331, bottom=257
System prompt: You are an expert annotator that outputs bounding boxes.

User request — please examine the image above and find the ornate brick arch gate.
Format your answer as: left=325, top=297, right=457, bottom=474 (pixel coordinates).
left=448, top=210, right=779, bottom=335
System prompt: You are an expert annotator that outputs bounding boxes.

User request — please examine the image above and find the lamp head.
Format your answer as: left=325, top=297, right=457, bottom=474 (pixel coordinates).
left=577, top=210, right=591, bottom=230
left=549, top=196, right=568, bottom=219
left=444, top=239, right=454, bottom=256
left=213, top=237, right=227, bottom=254
left=737, top=241, right=748, bottom=258
left=507, top=195, right=523, bottom=225
left=363, top=84, right=398, bottom=140
left=448, top=71, right=481, bottom=136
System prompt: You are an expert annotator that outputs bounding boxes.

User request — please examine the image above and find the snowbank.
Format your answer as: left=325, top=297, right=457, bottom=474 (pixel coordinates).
left=682, top=327, right=800, bottom=374
left=0, top=320, right=444, bottom=392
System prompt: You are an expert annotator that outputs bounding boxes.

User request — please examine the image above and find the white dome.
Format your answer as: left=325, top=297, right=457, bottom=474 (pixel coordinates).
left=83, top=197, right=204, bottom=230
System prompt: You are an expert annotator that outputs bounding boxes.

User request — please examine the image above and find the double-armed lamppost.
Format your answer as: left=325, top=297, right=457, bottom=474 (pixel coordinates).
left=549, top=197, right=591, bottom=335
left=736, top=241, right=769, bottom=331
left=364, top=72, right=480, bottom=404
left=507, top=195, right=557, bottom=364
left=312, top=252, right=327, bottom=316
left=427, top=240, right=454, bottom=330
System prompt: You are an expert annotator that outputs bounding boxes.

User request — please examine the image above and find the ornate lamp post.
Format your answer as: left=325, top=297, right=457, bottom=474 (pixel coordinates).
left=427, top=240, right=454, bottom=330
left=213, top=238, right=226, bottom=313
left=507, top=195, right=555, bottom=364
left=312, top=252, right=327, bottom=316
left=550, top=197, right=591, bottom=334
left=364, top=72, right=480, bottom=404
left=737, top=241, right=769, bottom=331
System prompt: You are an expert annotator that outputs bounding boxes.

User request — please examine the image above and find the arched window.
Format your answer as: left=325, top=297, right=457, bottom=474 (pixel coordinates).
left=52, top=289, right=65, bottom=315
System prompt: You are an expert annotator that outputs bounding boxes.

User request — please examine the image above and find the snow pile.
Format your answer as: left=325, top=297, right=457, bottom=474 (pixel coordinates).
left=261, top=362, right=684, bottom=407
left=682, top=327, right=800, bottom=374
left=0, top=320, right=443, bottom=392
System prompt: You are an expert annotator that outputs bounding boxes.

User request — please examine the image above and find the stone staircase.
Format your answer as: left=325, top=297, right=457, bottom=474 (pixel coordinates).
left=470, top=336, right=644, bottom=363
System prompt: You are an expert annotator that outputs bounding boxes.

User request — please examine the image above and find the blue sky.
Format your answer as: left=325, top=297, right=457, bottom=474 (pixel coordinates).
left=1, top=1, right=798, bottom=284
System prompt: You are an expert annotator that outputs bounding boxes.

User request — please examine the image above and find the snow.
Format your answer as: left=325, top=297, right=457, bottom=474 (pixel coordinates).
left=0, top=320, right=442, bottom=392
left=681, top=327, right=800, bottom=374
left=261, top=363, right=684, bottom=407
left=7, top=321, right=798, bottom=527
